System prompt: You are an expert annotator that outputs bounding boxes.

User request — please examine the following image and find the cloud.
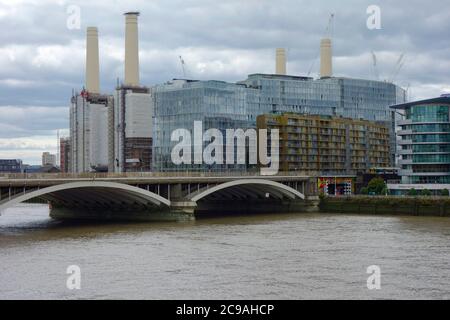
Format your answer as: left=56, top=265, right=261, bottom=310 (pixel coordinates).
left=0, top=106, right=68, bottom=138
left=0, top=0, right=449, bottom=164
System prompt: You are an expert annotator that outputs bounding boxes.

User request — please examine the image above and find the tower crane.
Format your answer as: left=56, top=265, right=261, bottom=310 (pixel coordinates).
left=371, top=51, right=379, bottom=80
left=179, top=55, right=187, bottom=78
left=308, top=13, right=334, bottom=77
left=389, top=53, right=405, bottom=83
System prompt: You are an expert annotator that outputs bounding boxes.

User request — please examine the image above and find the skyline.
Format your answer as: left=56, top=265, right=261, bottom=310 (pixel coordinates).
left=0, top=0, right=449, bottom=164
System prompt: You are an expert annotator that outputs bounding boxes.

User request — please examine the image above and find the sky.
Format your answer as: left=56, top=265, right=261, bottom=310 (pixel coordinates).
left=0, top=0, right=449, bottom=164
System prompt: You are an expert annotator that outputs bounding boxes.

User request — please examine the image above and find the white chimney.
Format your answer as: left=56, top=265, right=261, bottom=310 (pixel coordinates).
left=124, top=12, right=140, bottom=86
left=320, top=38, right=332, bottom=78
left=86, top=27, right=100, bottom=93
left=275, top=48, right=286, bottom=75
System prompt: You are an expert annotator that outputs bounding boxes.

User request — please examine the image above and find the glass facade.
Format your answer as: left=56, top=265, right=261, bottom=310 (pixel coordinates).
left=152, top=80, right=252, bottom=172
left=394, top=99, right=450, bottom=186
left=152, top=74, right=405, bottom=172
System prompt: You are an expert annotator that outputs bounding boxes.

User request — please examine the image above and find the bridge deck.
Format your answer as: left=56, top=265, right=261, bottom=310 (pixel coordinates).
left=0, top=174, right=312, bottom=187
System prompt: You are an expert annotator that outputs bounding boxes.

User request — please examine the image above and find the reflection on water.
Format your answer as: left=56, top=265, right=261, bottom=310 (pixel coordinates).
left=0, top=204, right=449, bottom=299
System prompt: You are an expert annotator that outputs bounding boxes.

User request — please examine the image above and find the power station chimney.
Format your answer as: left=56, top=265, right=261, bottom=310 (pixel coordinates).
left=275, top=48, right=286, bottom=75
left=124, top=12, right=140, bottom=86
left=86, top=27, right=100, bottom=93
left=320, top=38, right=332, bottom=78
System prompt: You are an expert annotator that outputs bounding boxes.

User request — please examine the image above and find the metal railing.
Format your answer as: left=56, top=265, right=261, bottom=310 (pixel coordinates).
left=0, top=171, right=314, bottom=180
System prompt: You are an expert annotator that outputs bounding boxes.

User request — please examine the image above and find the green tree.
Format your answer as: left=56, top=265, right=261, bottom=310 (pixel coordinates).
left=420, top=189, right=432, bottom=196
left=367, top=177, right=386, bottom=195
left=407, top=188, right=418, bottom=196
left=360, top=187, right=369, bottom=195
left=441, top=189, right=449, bottom=196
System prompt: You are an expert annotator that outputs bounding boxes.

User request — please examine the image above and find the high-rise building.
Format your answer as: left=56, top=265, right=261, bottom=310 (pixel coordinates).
left=69, top=27, right=113, bottom=173
left=152, top=80, right=251, bottom=172
left=59, top=137, right=70, bottom=173
left=113, top=12, right=153, bottom=173
left=388, top=95, right=450, bottom=195
left=70, top=91, right=113, bottom=173
left=42, top=152, right=56, bottom=166
left=69, top=13, right=152, bottom=173
left=152, top=74, right=404, bottom=172
left=257, top=113, right=390, bottom=175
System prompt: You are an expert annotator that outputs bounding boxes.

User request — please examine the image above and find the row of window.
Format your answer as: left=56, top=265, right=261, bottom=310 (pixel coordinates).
left=406, top=105, right=449, bottom=122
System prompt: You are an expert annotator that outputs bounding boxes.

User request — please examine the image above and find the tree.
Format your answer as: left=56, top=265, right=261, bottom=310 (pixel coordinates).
left=420, top=189, right=432, bottom=196
left=360, top=187, right=369, bottom=195
left=441, top=189, right=449, bottom=196
left=407, top=188, right=417, bottom=196
left=367, top=177, right=386, bottom=195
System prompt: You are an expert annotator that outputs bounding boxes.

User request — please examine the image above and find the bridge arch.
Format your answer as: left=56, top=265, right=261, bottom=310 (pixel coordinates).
left=0, top=181, right=171, bottom=213
left=188, top=179, right=305, bottom=202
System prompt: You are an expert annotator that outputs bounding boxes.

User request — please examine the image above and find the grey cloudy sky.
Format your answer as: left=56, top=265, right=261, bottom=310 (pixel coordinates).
left=0, top=0, right=449, bottom=164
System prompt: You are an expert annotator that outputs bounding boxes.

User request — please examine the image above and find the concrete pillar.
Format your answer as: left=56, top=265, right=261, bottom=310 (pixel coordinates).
left=86, top=27, right=100, bottom=93
left=275, top=48, right=286, bottom=75
left=320, top=38, right=332, bottom=78
left=124, top=12, right=140, bottom=86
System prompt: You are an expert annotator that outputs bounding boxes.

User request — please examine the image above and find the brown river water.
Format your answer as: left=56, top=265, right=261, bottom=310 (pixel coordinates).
left=0, top=204, right=449, bottom=299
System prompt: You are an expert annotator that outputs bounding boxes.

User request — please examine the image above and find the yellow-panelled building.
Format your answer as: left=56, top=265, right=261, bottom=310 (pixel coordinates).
left=257, top=113, right=390, bottom=175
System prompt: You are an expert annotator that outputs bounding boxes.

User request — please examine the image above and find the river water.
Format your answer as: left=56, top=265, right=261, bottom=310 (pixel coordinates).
left=0, top=204, right=449, bottom=300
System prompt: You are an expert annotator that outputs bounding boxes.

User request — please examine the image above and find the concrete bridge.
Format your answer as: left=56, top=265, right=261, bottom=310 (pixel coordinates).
left=0, top=173, right=318, bottom=221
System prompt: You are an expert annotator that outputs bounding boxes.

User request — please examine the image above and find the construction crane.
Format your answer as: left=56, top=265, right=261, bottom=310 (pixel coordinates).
left=389, top=53, right=405, bottom=83
left=371, top=51, right=379, bottom=80
left=308, top=13, right=334, bottom=77
left=179, top=55, right=187, bottom=78
left=324, top=13, right=334, bottom=38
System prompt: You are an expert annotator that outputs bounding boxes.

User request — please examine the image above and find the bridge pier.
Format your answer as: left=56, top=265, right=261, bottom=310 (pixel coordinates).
left=194, top=197, right=319, bottom=216
left=49, top=205, right=196, bottom=222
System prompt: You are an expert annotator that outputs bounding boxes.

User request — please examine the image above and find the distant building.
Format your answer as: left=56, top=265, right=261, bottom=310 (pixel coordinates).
left=69, top=25, right=112, bottom=173
left=24, top=165, right=60, bottom=174
left=70, top=91, right=112, bottom=173
left=113, top=86, right=152, bottom=173
left=68, top=13, right=405, bottom=174
left=42, top=152, right=56, bottom=167
left=257, top=113, right=391, bottom=175
left=60, top=137, right=70, bottom=173
left=388, top=95, right=450, bottom=195
left=113, top=13, right=152, bottom=173
left=69, top=13, right=152, bottom=173
left=0, top=159, right=23, bottom=173
left=152, top=74, right=404, bottom=172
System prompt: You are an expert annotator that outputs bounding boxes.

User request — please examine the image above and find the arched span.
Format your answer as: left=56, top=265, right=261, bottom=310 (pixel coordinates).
left=0, top=181, right=171, bottom=213
left=188, top=179, right=305, bottom=202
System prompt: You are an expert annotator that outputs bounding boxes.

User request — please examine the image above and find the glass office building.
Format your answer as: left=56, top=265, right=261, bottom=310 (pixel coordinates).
left=152, top=74, right=405, bottom=172
left=152, top=80, right=252, bottom=172
left=389, top=96, right=450, bottom=195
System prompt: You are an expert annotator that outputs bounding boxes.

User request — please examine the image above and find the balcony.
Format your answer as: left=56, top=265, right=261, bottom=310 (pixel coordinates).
left=397, top=149, right=412, bottom=155
left=397, top=119, right=412, bottom=126
left=397, top=139, right=412, bottom=145
left=398, top=159, right=413, bottom=165
left=397, top=129, right=412, bottom=136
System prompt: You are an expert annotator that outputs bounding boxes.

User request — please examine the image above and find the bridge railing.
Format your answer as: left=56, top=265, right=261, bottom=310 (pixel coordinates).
left=0, top=171, right=316, bottom=180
